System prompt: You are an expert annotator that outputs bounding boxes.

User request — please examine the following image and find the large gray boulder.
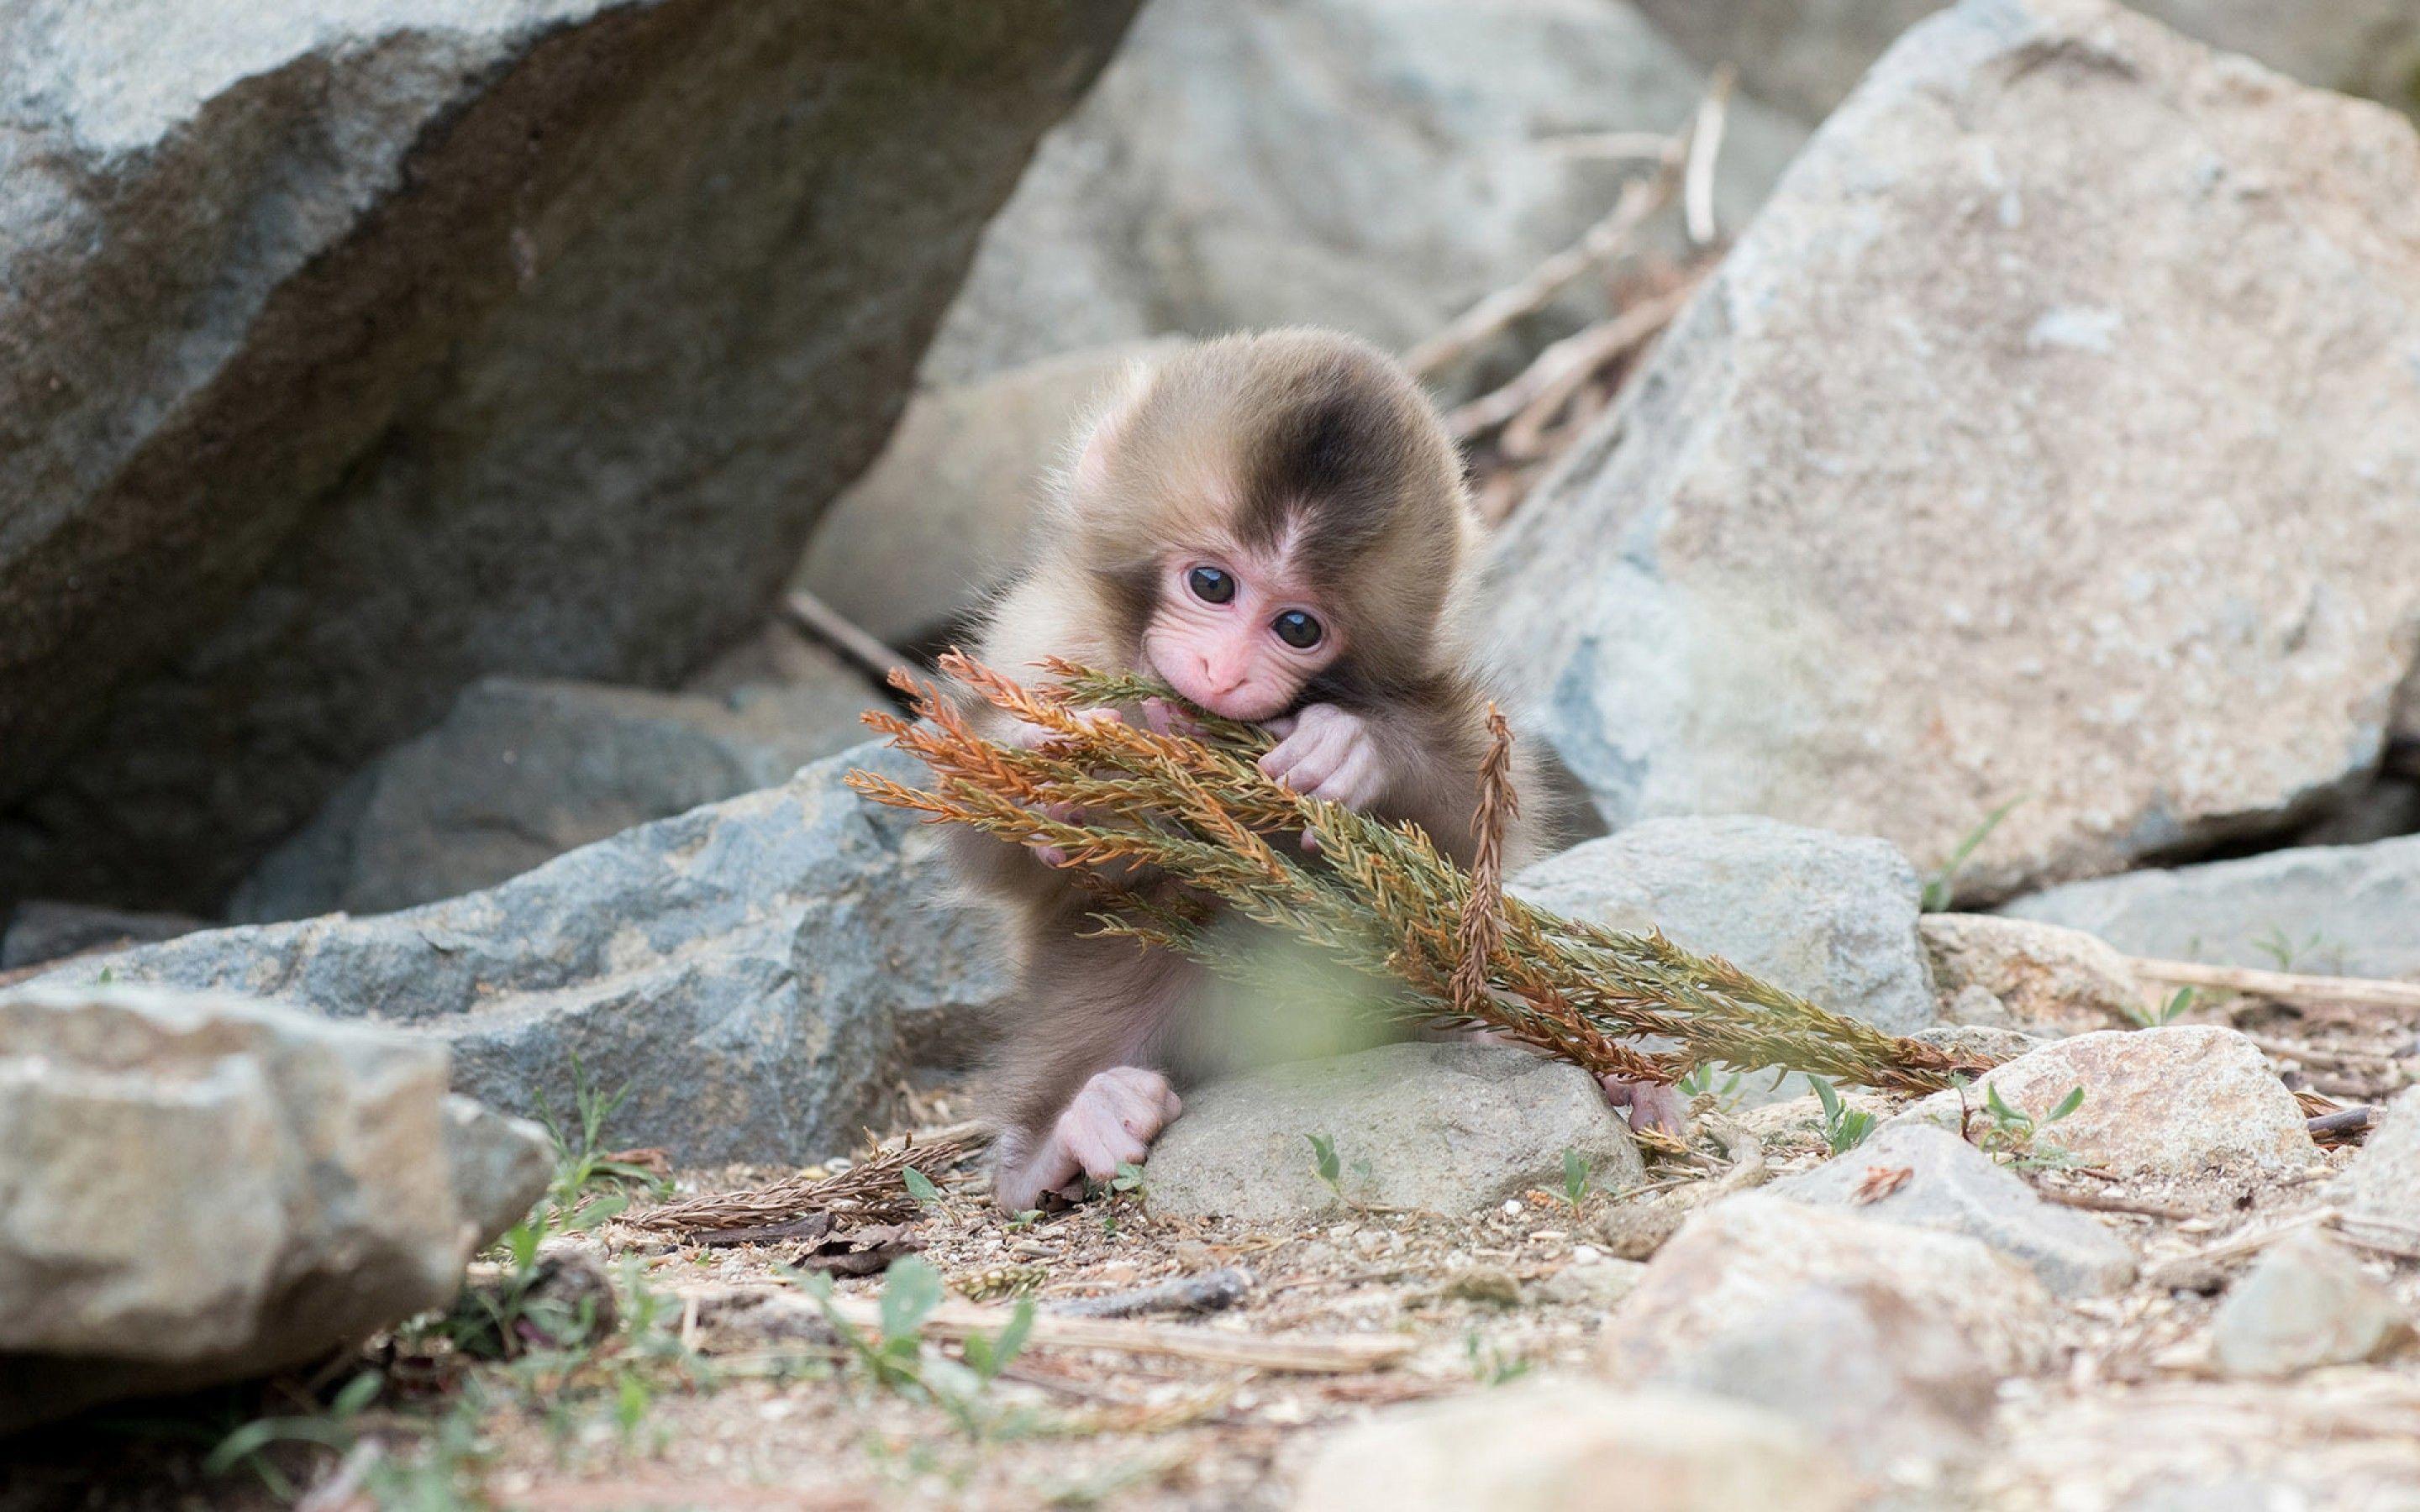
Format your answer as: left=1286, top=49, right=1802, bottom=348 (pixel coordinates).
left=2004, top=834, right=2420, bottom=979
left=1486, top=0, right=2420, bottom=903
left=0, top=986, right=550, bottom=1432
left=231, top=651, right=876, bottom=921
left=1512, top=816, right=1938, bottom=1041
left=14, top=743, right=1016, bottom=1163
left=921, top=0, right=1807, bottom=386
left=0, top=0, right=1135, bottom=913
left=1635, top=0, right=2420, bottom=123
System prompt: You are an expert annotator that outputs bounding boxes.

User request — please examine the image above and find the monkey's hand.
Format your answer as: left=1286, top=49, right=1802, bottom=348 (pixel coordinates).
left=1258, top=703, right=1384, bottom=812
left=1600, top=1074, right=1691, bottom=1137
left=993, top=1067, right=1181, bottom=1211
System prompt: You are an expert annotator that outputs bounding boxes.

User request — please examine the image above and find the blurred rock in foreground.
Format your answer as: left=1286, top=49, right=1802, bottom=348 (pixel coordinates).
left=2005, top=833, right=2420, bottom=979
left=13, top=745, right=1016, bottom=1163
left=1488, top=0, right=2420, bottom=902
left=0, top=986, right=550, bottom=1433
left=0, top=0, right=1135, bottom=913
left=231, top=627, right=878, bottom=921
left=1636, top=0, right=2420, bottom=123
left=923, top=0, right=1807, bottom=386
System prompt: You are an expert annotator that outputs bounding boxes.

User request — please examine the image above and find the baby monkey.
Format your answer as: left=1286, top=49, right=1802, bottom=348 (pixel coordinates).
left=960, top=328, right=1677, bottom=1210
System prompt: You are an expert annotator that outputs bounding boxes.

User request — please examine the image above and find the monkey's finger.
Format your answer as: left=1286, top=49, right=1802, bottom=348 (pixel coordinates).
left=1065, top=1115, right=1149, bottom=1181
left=1311, top=744, right=1385, bottom=811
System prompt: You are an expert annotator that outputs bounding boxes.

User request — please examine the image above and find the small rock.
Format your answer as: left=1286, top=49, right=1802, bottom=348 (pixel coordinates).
left=1539, top=1258, right=1649, bottom=1310
left=1435, top=1267, right=1523, bottom=1308
left=2212, top=1231, right=2413, bottom=1378
left=0, top=985, right=550, bottom=1431
left=2006, top=834, right=2420, bottom=979
left=1765, top=1123, right=2136, bottom=1296
left=1144, top=1042, right=1644, bottom=1224
left=1889, top=1026, right=2316, bottom=1178
left=1921, top=914, right=2147, bottom=1035
left=2332, top=1086, right=2420, bottom=1235
left=1908, top=1023, right=2044, bottom=1063
left=1289, top=1379, right=1861, bottom=1512
left=1511, top=816, right=1939, bottom=1063
left=1600, top=1194, right=2054, bottom=1474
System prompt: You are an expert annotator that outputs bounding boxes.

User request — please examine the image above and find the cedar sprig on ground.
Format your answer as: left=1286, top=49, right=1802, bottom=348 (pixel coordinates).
left=847, top=654, right=1996, bottom=1095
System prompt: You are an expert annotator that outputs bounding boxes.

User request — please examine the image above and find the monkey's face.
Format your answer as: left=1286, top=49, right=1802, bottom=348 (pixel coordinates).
left=1139, top=535, right=1344, bottom=723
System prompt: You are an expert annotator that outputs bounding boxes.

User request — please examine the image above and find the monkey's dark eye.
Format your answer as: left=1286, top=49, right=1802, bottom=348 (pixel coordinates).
left=1272, top=611, right=1323, bottom=649
left=1187, top=565, right=1236, bottom=604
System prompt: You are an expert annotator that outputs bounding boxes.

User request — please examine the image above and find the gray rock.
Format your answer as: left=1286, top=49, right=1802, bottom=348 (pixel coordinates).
left=1636, top=0, right=2420, bottom=123
left=0, top=0, right=1134, bottom=913
left=1891, top=1026, right=2317, bottom=1178
left=231, top=657, right=876, bottom=921
left=1539, top=1258, right=1650, bottom=1310
left=1290, top=1380, right=1861, bottom=1512
left=0, top=901, right=199, bottom=970
left=1601, top=1194, right=2054, bottom=1475
left=0, top=985, right=549, bottom=1431
left=2212, top=1231, right=2412, bottom=1378
left=1144, top=1042, right=1644, bottom=1224
left=797, top=341, right=1187, bottom=645
left=2332, top=1086, right=2420, bottom=1236
left=1765, top=1123, right=2136, bottom=1296
left=1910, top=1023, right=2045, bottom=1063
left=1511, top=818, right=1937, bottom=1097
left=1921, top=913, right=2149, bottom=1036
left=924, top=0, right=1806, bottom=386
left=15, top=743, right=1016, bottom=1163
left=1486, top=0, right=2420, bottom=903
left=2005, top=835, right=2420, bottom=980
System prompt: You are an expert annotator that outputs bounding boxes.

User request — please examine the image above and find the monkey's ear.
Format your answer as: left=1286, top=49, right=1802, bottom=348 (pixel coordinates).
left=1069, top=354, right=1157, bottom=499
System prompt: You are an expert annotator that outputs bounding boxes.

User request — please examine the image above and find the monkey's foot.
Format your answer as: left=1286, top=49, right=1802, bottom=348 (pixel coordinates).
left=992, top=1067, right=1182, bottom=1211
left=1600, top=1074, right=1691, bottom=1137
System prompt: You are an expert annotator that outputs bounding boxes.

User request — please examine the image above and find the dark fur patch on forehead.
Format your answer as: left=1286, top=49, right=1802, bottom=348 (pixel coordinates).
left=1239, top=358, right=1417, bottom=573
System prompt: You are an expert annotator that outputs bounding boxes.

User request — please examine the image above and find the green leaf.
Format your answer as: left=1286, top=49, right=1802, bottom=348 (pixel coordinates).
left=1921, top=796, right=2024, bottom=911
left=1561, top=1147, right=1588, bottom=1206
left=971, top=1299, right=1035, bottom=1383
left=1984, top=1082, right=2029, bottom=1130
left=330, top=1370, right=383, bottom=1419
left=1307, top=1133, right=1341, bottom=1186
left=879, top=1257, right=944, bottom=1348
left=2044, top=1085, right=2086, bottom=1124
left=1811, top=1075, right=1842, bottom=1119
left=902, top=1166, right=941, bottom=1204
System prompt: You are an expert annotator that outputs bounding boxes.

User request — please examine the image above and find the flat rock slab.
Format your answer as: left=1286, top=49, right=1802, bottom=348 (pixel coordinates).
left=13, top=743, right=1015, bottom=1163
left=1144, top=1042, right=1644, bottom=1225
left=0, top=985, right=549, bottom=1432
left=1602, top=1194, right=2054, bottom=1475
left=1512, top=816, right=1938, bottom=1039
left=2212, top=1231, right=2412, bottom=1378
left=1766, top=1122, right=2137, bottom=1296
left=2005, top=834, right=2420, bottom=979
left=1486, top=0, right=2420, bottom=901
left=1891, top=1026, right=2317, bottom=1178
left=1290, top=1380, right=1861, bottom=1512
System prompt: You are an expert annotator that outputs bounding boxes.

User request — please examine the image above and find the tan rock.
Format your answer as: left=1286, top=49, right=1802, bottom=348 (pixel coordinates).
left=1922, top=913, right=2146, bottom=1034
left=2212, top=1231, right=2412, bottom=1378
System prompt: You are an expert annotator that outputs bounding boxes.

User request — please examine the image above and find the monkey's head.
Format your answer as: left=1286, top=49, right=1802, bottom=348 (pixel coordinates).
left=1055, top=328, right=1478, bottom=723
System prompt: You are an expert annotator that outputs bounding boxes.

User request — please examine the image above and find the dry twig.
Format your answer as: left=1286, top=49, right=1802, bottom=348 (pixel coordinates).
left=2130, top=957, right=2420, bottom=1013
left=629, top=1124, right=990, bottom=1234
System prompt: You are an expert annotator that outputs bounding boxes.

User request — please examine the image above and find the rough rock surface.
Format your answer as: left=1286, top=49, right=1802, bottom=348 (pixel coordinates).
left=1486, top=0, right=2420, bottom=901
left=2212, top=1231, right=2412, bottom=1378
left=1636, top=0, right=2420, bottom=123
left=13, top=744, right=1014, bottom=1163
left=1920, top=912, right=2147, bottom=1034
left=1601, top=1194, right=2054, bottom=1473
left=1892, top=1026, right=2317, bottom=1177
left=1766, top=1122, right=2136, bottom=1296
left=797, top=341, right=1185, bottom=646
left=1144, top=1042, right=1644, bottom=1224
left=0, top=985, right=550, bottom=1431
left=2332, top=1086, right=2420, bottom=1236
left=1512, top=816, right=1938, bottom=1037
left=1289, top=1380, right=1861, bottom=1512
left=923, top=0, right=1805, bottom=384
left=231, top=656, right=876, bottom=921
left=2005, top=834, right=2420, bottom=979
left=0, top=901, right=197, bottom=971
left=0, top=0, right=1135, bottom=911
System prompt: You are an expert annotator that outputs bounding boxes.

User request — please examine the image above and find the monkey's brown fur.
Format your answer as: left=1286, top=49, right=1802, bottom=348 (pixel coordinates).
left=955, top=328, right=1542, bottom=1204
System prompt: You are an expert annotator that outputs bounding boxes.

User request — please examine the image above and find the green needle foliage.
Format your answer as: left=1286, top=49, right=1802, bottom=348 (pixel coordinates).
left=850, top=654, right=2000, bottom=1098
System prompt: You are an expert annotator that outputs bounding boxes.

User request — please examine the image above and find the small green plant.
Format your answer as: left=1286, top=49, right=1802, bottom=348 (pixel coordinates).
left=1921, top=797, right=2024, bottom=911
left=1109, top=1160, right=1147, bottom=1197
left=902, top=1165, right=943, bottom=1205
left=2123, top=985, right=2195, bottom=1029
left=1560, top=1147, right=1590, bottom=1212
left=1464, top=1331, right=1532, bottom=1386
left=1810, top=1076, right=1876, bottom=1155
left=799, top=1257, right=1036, bottom=1438
left=1307, top=1132, right=1344, bottom=1197
left=1675, top=1063, right=1745, bottom=1111
left=1007, top=1207, right=1044, bottom=1230
left=203, top=1371, right=384, bottom=1498
left=1964, top=1079, right=2086, bottom=1168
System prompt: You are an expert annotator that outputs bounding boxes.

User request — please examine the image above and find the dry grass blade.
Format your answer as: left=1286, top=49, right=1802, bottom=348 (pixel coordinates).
left=847, top=657, right=1999, bottom=1097
left=629, top=1124, right=991, bottom=1233
left=1451, top=705, right=1517, bottom=1018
